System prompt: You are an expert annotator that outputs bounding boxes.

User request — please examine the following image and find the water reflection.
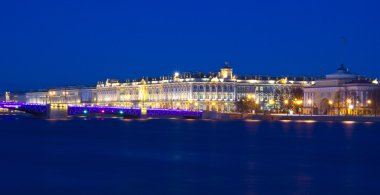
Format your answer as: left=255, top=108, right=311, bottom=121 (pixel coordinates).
left=0, top=118, right=379, bottom=194
left=342, top=121, right=355, bottom=139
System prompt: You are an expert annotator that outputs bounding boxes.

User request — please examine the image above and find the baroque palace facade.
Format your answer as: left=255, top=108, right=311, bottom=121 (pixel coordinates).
left=95, top=65, right=314, bottom=112
left=24, top=65, right=315, bottom=112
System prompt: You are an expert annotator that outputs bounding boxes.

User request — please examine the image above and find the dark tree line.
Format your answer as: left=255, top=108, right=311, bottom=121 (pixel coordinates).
left=235, top=86, right=304, bottom=114
left=235, top=96, right=259, bottom=113
left=273, top=86, right=304, bottom=111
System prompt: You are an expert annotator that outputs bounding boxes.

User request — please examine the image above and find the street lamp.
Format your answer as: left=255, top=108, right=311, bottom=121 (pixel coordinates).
left=328, top=100, right=333, bottom=116
left=295, top=99, right=303, bottom=116
left=307, top=99, right=312, bottom=116
left=367, top=99, right=372, bottom=116
left=268, top=99, right=274, bottom=111
left=346, top=98, right=352, bottom=116
left=284, top=99, right=289, bottom=116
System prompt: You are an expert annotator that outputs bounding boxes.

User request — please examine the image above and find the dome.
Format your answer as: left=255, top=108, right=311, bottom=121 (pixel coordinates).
left=326, top=64, right=357, bottom=79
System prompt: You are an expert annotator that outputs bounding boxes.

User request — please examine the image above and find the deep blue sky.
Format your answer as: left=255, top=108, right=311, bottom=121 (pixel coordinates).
left=1, top=0, right=379, bottom=91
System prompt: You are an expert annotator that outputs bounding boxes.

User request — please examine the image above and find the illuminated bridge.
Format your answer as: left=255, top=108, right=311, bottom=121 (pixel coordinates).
left=0, top=102, right=203, bottom=118
left=0, top=102, right=48, bottom=116
left=68, top=106, right=142, bottom=118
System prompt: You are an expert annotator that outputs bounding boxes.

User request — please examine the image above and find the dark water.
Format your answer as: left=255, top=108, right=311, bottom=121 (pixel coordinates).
left=1, top=117, right=380, bottom=195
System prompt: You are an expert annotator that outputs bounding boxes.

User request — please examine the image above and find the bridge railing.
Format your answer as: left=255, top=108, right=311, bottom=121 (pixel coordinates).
left=146, top=109, right=202, bottom=118
left=68, top=105, right=141, bottom=117
left=0, top=102, right=48, bottom=115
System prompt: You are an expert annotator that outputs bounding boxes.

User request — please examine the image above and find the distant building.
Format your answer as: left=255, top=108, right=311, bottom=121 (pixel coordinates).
left=26, top=87, right=96, bottom=105
left=303, top=64, right=380, bottom=115
left=2, top=91, right=26, bottom=103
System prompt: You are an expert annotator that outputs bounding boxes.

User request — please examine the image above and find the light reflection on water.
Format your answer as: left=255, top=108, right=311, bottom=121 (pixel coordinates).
left=0, top=118, right=379, bottom=194
left=244, top=119, right=261, bottom=122
left=294, top=120, right=317, bottom=123
left=342, top=121, right=356, bottom=124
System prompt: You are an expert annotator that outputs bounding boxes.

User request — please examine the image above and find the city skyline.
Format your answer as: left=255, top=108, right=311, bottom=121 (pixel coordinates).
left=0, top=62, right=376, bottom=93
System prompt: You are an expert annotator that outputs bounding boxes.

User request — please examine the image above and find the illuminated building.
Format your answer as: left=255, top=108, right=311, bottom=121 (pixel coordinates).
left=26, top=87, right=96, bottom=106
left=303, top=64, right=380, bottom=115
left=24, top=63, right=315, bottom=112
left=95, top=64, right=314, bottom=112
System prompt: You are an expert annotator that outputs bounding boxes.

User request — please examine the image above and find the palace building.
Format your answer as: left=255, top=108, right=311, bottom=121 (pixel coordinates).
left=95, top=64, right=314, bottom=112
left=303, top=64, right=380, bottom=115
left=23, top=64, right=315, bottom=112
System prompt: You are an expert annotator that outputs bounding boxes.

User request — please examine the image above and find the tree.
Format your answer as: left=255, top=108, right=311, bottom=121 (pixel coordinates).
left=273, top=86, right=304, bottom=113
left=273, top=86, right=292, bottom=111
left=289, top=87, right=304, bottom=110
left=235, top=96, right=258, bottom=113
left=370, top=87, right=380, bottom=116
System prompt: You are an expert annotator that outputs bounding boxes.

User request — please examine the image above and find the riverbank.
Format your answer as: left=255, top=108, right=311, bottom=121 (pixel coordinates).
left=251, top=114, right=380, bottom=122
left=2, top=110, right=380, bottom=122
left=201, top=111, right=380, bottom=122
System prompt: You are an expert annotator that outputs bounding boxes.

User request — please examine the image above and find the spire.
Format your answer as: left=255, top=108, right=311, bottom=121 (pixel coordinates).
left=223, top=61, right=231, bottom=69
left=336, top=64, right=349, bottom=73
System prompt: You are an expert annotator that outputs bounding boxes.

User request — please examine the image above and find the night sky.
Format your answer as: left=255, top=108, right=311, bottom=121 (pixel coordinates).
left=0, top=0, right=379, bottom=91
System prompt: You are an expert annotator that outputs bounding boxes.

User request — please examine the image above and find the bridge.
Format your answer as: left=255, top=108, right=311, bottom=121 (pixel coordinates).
left=68, top=105, right=141, bottom=118
left=0, top=102, right=203, bottom=119
left=0, top=102, right=48, bottom=116
left=147, top=109, right=202, bottom=118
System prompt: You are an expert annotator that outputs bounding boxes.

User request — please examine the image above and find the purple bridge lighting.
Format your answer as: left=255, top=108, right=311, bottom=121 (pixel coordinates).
left=0, top=102, right=48, bottom=115
left=1, top=102, right=203, bottom=119
left=146, top=109, right=202, bottom=118
left=68, top=105, right=141, bottom=117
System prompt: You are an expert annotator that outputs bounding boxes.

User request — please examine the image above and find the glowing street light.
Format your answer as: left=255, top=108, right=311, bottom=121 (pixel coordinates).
left=367, top=99, right=373, bottom=116
left=284, top=99, right=289, bottom=116
left=194, top=102, right=199, bottom=111
left=295, top=100, right=303, bottom=116
left=307, top=99, right=313, bottom=116
left=328, top=100, right=333, bottom=116
left=346, top=99, right=353, bottom=116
